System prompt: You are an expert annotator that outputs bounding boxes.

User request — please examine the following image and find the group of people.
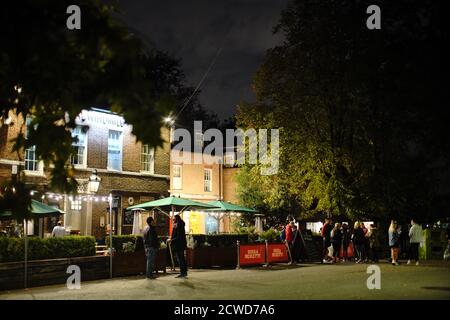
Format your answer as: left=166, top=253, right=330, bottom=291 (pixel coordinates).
left=281, top=217, right=306, bottom=263
left=321, top=217, right=423, bottom=266
left=388, top=218, right=423, bottom=266
left=322, top=218, right=380, bottom=264
left=143, top=214, right=428, bottom=279
left=142, top=214, right=188, bottom=279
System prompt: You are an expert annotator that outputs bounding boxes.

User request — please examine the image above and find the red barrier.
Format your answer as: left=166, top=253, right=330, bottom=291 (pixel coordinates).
left=339, top=242, right=354, bottom=258
left=267, top=243, right=289, bottom=263
left=239, top=244, right=266, bottom=266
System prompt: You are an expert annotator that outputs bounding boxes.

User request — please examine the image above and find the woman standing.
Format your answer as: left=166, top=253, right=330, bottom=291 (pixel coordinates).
left=389, top=220, right=401, bottom=266
left=341, top=223, right=351, bottom=262
left=366, top=224, right=381, bottom=263
left=352, top=221, right=366, bottom=263
left=331, top=223, right=342, bottom=263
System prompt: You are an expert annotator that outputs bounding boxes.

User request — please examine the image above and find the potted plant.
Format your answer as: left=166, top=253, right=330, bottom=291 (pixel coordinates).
left=186, top=234, right=246, bottom=268
left=111, top=235, right=167, bottom=276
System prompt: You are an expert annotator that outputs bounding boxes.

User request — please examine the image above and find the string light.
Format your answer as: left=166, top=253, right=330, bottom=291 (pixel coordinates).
left=43, top=192, right=113, bottom=203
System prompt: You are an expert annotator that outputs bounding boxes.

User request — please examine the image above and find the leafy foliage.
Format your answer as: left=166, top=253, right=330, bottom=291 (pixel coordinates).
left=0, top=1, right=219, bottom=218
left=187, top=234, right=251, bottom=248
left=259, top=229, right=282, bottom=243
left=105, top=234, right=167, bottom=253
left=236, top=0, right=449, bottom=222
left=0, top=236, right=95, bottom=262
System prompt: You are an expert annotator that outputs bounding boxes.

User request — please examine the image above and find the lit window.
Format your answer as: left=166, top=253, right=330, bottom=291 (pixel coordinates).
left=71, top=126, right=87, bottom=166
left=24, top=117, right=40, bottom=172
left=141, top=144, right=155, bottom=173
left=204, top=168, right=212, bottom=192
left=107, top=130, right=122, bottom=171
left=71, top=199, right=82, bottom=211
left=173, top=165, right=182, bottom=190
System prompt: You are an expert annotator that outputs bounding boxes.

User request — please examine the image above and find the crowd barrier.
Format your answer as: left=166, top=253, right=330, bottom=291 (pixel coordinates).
left=236, top=240, right=290, bottom=268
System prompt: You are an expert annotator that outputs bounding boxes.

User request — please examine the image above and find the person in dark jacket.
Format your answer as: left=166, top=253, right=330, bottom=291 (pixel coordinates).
left=322, top=218, right=333, bottom=263
left=143, top=216, right=160, bottom=279
left=290, top=224, right=306, bottom=263
left=352, top=221, right=366, bottom=263
left=341, top=223, right=351, bottom=262
left=366, top=224, right=381, bottom=263
left=169, top=214, right=188, bottom=278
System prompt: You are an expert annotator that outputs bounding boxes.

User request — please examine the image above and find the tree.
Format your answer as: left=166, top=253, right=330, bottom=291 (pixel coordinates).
left=236, top=0, right=449, bottom=222
left=0, top=1, right=184, bottom=218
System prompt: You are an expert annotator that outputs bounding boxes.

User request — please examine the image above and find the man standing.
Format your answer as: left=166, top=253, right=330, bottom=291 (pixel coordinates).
left=408, top=218, right=423, bottom=265
left=285, top=221, right=294, bottom=244
left=143, top=216, right=159, bottom=279
left=51, top=221, right=66, bottom=237
left=169, top=214, right=188, bottom=278
left=322, top=217, right=333, bottom=263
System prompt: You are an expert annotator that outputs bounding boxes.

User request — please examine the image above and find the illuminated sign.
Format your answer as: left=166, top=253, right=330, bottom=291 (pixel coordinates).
left=76, top=109, right=125, bottom=128
left=189, top=211, right=205, bottom=234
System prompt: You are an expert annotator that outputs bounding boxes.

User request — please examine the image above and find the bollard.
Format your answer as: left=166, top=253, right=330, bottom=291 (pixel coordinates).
left=236, top=240, right=240, bottom=269
left=168, top=240, right=175, bottom=271
left=285, top=240, right=293, bottom=264
left=264, top=240, right=269, bottom=268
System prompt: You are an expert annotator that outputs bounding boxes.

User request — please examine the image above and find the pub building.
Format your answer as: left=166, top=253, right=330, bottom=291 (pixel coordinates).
left=0, top=108, right=171, bottom=239
left=168, top=132, right=244, bottom=234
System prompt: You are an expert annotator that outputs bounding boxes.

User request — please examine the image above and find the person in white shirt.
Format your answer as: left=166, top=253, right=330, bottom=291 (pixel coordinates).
left=51, top=221, right=66, bottom=238
left=408, top=218, right=423, bottom=265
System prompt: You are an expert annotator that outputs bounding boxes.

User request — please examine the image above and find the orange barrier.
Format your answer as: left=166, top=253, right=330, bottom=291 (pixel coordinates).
left=267, top=243, right=290, bottom=263
left=237, top=243, right=266, bottom=267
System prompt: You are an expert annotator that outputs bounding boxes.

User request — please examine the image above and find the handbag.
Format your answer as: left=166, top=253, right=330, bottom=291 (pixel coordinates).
left=327, top=244, right=334, bottom=258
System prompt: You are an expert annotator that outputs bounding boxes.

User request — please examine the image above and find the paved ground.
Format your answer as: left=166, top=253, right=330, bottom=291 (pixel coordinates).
left=1, top=261, right=449, bottom=300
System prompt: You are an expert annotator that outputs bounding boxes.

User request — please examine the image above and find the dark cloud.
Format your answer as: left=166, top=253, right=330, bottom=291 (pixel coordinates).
left=117, top=0, right=288, bottom=119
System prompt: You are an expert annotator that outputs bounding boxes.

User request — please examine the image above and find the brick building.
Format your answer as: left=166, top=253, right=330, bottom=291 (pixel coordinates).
left=169, top=147, right=241, bottom=233
left=0, top=108, right=170, bottom=239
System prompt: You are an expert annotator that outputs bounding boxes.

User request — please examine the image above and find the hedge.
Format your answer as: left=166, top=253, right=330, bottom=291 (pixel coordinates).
left=189, top=234, right=250, bottom=248
left=106, top=235, right=168, bottom=254
left=0, top=236, right=96, bottom=263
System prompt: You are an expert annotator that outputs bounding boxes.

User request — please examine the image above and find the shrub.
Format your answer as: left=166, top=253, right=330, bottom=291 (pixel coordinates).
left=122, top=242, right=135, bottom=253
left=0, top=236, right=96, bottom=263
left=259, top=229, right=282, bottom=243
left=105, top=235, right=166, bottom=253
left=187, top=234, right=250, bottom=248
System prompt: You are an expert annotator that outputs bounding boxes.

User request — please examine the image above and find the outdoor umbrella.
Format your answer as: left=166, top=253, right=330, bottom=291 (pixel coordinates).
left=0, top=199, right=64, bottom=220
left=126, top=196, right=218, bottom=218
left=0, top=199, right=63, bottom=288
left=205, top=200, right=258, bottom=213
left=127, top=196, right=219, bottom=270
left=205, top=200, right=258, bottom=233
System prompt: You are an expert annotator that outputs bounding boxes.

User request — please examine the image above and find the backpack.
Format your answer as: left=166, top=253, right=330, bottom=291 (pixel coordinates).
left=280, top=227, right=286, bottom=241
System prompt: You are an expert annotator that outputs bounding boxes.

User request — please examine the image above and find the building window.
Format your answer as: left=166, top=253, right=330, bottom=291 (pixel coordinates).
left=24, top=117, right=40, bottom=172
left=71, top=199, right=82, bottom=211
left=25, top=146, right=38, bottom=171
left=107, top=130, right=122, bottom=171
left=141, top=144, right=155, bottom=173
left=71, top=126, right=87, bottom=167
left=173, top=165, right=182, bottom=190
left=204, top=168, right=212, bottom=192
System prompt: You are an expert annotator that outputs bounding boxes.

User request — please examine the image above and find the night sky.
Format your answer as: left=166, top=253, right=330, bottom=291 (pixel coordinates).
left=118, top=0, right=289, bottom=120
